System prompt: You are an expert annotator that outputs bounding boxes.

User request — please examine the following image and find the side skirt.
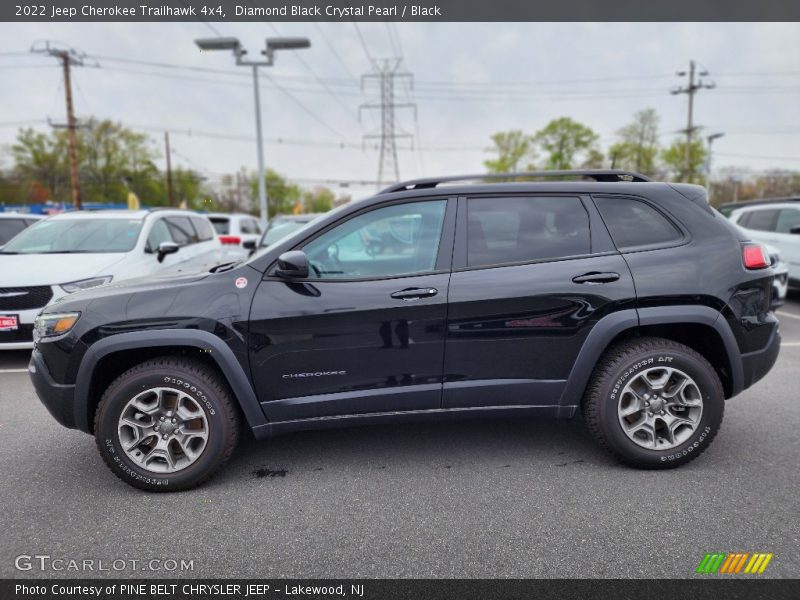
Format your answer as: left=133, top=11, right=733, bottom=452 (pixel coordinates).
left=251, top=404, right=578, bottom=439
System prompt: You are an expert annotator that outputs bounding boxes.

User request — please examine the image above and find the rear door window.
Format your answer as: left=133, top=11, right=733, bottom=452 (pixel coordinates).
left=775, top=208, right=800, bottom=234
left=466, top=196, right=590, bottom=267
left=240, top=219, right=260, bottom=234
left=593, top=196, right=683, bottom=250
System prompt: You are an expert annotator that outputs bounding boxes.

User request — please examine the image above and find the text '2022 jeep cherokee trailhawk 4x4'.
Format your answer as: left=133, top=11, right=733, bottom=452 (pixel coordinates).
left=29, top=171, right=781, bottom=491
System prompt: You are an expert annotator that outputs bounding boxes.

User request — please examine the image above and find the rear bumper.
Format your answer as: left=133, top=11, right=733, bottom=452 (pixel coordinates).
left=29, top=349, right=77, bottom=430
left=740, top=323, right=781, bottom=391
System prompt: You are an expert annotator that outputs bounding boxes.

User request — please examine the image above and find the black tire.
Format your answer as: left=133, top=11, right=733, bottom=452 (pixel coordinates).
left=94, top=357, right=240, bottom=492
left=582, top=337, right=724, bottom=469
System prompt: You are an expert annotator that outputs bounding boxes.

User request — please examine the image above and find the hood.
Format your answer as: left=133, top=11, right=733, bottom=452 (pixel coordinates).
left=0, top=253, right=127, bottom=287
left=49, top=271, right=210, bottom=302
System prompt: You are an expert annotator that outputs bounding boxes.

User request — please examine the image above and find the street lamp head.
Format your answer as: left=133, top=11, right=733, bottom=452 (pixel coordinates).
left=266, top=37, right=311, bottom=52
left=195, top=37, right=241, bottom=52
left=708, top=132, right=725, bottom=142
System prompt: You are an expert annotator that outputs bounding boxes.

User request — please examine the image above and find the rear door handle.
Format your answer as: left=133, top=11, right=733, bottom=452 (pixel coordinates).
left=391, top=287, right=438, bottom=300
left=572, top=272, right=620, bottom=284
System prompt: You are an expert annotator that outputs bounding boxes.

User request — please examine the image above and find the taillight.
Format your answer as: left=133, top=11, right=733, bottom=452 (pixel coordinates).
left=742, top=244, right=770, bottom=270
left=219, top=235, right=242, bottom=245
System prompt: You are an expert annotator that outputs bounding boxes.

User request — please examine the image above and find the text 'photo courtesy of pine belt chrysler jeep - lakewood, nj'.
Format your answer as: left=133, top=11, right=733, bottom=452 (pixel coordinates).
left=26, top=171, right=781, bottom=492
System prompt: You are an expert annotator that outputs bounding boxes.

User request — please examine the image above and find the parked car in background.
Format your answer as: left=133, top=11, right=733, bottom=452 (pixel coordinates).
left=0, top=212, right=43, bottom=247
left=718, top=197, right=799, bottom=218
left=258, top=213, right=322, bottom=251
left=0, top=209, right=222, bottom=350
left=208, top=213, right=262, bottom=262
left=764, top=244, right=788, bottom=307
left=728, top=202, right=800, bottom=287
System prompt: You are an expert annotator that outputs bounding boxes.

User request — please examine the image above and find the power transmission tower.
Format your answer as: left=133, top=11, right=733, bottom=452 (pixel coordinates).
left=31, top=41, right=94, bottom=209
left=360, top=59, right=416, bottom=187
left=671, top=60, right=715, bottom=181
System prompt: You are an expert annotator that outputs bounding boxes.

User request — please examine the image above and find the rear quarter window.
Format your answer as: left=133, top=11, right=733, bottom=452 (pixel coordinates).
left=593, top=196, right=683, bottom=250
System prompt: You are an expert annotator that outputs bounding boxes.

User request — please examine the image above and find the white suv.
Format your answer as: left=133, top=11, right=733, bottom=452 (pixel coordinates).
left=207, top=213, right=262, bottom=262
left=0, top=209, right=222, bottom=350
left=728, top=202, right=800, bottom=288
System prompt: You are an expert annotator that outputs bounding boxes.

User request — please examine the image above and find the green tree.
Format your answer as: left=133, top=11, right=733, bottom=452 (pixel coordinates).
left=251, top=169, right=302, bottom=217
left=303, top=186, right=335, bottom=213
left=534, top=117, right=599, bottom=170
left=11, top=128, right=69, bottom=201
left=661, top=139, right=707, bottom=183
left=484, top=130, right=536, bottom=173
left=608, top=108, right=660, bottom=175
left=10, top=118, right=182, bottom=205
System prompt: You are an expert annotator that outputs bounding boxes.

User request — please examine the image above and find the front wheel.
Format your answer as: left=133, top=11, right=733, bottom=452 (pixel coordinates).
left=582, top=337, right=724, bottom=469
left=94, top=357, right=240, bottom=492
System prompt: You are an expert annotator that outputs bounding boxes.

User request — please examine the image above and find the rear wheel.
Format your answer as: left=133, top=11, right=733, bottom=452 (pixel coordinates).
left=94, top=357, right=240, bottom=491
left=582, top=337, right=724, bottom=469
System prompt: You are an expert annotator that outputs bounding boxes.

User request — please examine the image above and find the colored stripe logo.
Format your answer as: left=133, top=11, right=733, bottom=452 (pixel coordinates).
left=696, top=552, right=773, bottom=574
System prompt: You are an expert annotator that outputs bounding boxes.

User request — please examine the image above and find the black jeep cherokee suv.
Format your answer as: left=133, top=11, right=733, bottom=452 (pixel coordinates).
left=29, top=171, right=781, bottom=491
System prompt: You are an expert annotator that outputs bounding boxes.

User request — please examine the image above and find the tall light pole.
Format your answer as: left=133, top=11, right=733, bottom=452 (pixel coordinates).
left=705, top=132, right=724, bottom=191
left=195, top=36, right=310, bottom=225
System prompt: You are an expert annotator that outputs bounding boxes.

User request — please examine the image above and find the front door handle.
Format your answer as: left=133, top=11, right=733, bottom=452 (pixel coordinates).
left=391, top=287, right=438, bottom=300
left=572, top=272, right=620, bottom=284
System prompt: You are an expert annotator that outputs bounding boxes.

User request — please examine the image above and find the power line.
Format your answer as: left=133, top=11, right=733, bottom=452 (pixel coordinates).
left=313, top=22, right=359, bottom=81
left=266, top=22, right=361, bottom=125
left=352, top=23, right=374, bottom=64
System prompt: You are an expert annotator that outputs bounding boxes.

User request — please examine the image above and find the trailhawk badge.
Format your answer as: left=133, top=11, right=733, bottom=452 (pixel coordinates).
left=235, top=277, right=248, bottom=289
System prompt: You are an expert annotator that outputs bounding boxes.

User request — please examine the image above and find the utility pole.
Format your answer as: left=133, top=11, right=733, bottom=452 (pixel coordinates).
left=360, top=59, right=416, bottom=187
left=164, top=132, right=174, bottom=206
left=671, top=60, right=715, bottom=182
left=32, top=42, right=90, bottom=209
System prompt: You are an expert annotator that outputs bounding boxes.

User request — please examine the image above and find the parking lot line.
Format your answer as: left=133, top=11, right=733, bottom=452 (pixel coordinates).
left=0, top=369, right=28, bottom=374
left=782, top=342, right=800, bottom=347
left=777, top=311, right=800, bottom=321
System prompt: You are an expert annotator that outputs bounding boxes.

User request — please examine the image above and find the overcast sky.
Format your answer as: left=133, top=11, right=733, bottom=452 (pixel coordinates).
left=1, top=21, right=798, bottom=198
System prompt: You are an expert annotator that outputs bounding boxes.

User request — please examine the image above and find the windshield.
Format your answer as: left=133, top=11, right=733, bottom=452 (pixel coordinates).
left=261, top=220, right=309, bottom=247
left=1, top=218, right=144, bottom=254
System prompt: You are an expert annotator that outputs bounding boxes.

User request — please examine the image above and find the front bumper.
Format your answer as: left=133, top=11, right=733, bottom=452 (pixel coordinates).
left=29, top=349, right=77, bottom=430
left=0, top=307, right=40, bottom=350
left=741, top=323, right=781, bottom=391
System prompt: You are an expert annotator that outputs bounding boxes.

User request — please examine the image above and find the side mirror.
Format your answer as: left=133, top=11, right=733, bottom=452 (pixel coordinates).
left=789, top=225, right=800, bottom=235
left=275, top=250, right=309, bottom=278
left=242, top=239, right=257, bottom=251
left=157, top=241, right=179, bottom=263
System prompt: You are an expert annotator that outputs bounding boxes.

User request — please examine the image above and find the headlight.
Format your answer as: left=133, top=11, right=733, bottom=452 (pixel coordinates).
left=34, top=312, right=81, bottom=340
left=60, top=276, right=113, bottom=294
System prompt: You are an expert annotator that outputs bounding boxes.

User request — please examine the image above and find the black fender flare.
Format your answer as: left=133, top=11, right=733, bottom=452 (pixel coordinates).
left=73, top=330, right=268, bottom=436
left=559, top=306, right=743, bottom=408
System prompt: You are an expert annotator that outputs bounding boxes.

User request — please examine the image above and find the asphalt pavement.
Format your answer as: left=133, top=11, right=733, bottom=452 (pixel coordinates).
left=1, top=294, right=799, bottom=579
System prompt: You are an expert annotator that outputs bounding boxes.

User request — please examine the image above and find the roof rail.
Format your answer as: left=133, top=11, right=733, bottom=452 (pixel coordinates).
left=379, top=170, right=652, bottom=194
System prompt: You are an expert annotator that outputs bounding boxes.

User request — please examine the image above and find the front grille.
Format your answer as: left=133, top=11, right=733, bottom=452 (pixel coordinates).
left=0, top=323, right=34, bottom=343
left=0, top=286, right=53, bottom=310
